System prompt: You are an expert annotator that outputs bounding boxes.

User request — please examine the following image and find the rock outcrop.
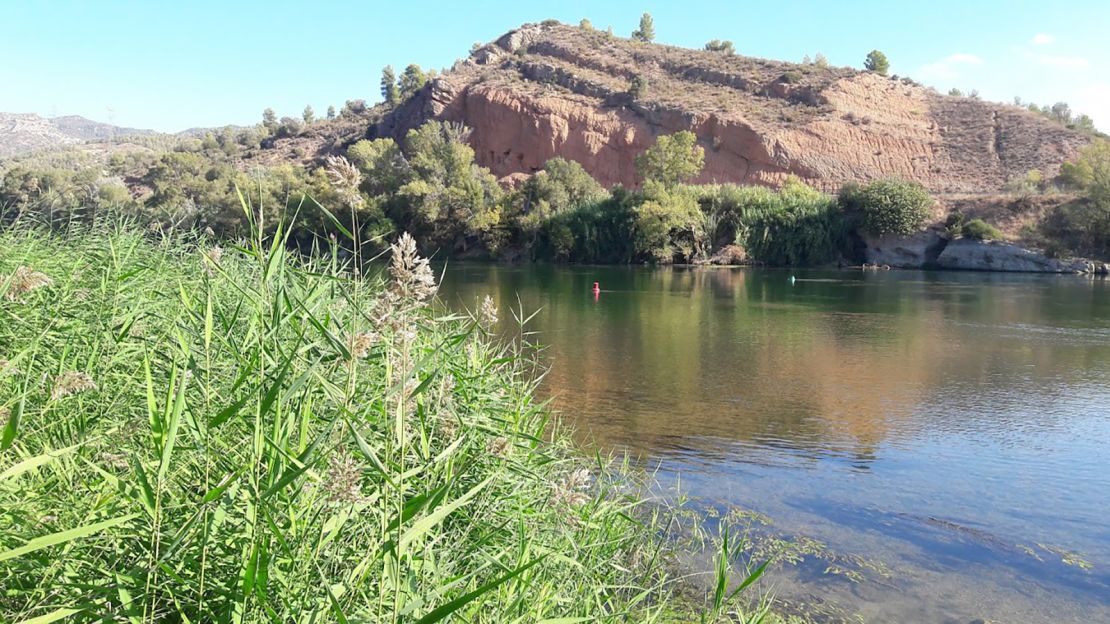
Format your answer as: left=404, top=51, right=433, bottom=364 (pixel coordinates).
left=372, top=23, right=1090, bottom=194
left=863, top=231, right=1105, bottom=273
left=935, top=239, right=1099, bottom=273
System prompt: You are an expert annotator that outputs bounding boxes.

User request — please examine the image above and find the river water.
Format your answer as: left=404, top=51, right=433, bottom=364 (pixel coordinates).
left=437, top=264, right=1110, bottom=623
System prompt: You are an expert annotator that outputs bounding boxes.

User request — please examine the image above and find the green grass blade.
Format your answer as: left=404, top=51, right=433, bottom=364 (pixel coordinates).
left=415, top=556, right=547, bottom=624
left=0, top=513, right=138, bottom=563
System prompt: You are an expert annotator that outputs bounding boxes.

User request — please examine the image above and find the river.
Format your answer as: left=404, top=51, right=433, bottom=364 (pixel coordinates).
left=436, top=264, right=1110, bottom=623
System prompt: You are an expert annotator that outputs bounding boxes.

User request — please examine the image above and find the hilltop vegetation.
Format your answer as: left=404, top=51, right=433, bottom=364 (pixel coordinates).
left=1, top=18, right=1106, bottom=263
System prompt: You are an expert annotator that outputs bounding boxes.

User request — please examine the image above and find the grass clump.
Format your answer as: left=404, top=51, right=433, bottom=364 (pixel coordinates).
left=961, top=218, right=1003, bottom=240
left=0, top=211, right=785, bottom=622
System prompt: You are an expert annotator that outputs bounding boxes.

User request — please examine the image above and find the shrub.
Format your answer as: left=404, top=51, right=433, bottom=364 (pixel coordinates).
left=854, top=179, right=932, bottom=236
left=962, top=218, right=1003, bottom=240
left=704, top=39, right=735, bottom=54
left=781, top=71, right=802, bottom=84
left=628, top=74, right=648, bottom=99
left=944, top=210, right=966, bottom=237
left=864, top=50, right=890, bottom=75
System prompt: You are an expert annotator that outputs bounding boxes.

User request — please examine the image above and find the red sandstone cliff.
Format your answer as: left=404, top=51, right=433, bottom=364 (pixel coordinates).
left=372, top=23, right=1089, bottom=194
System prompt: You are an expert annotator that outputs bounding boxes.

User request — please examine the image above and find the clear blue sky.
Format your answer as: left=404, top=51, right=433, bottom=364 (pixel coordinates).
left=2, top=0, right=1107, bottom=132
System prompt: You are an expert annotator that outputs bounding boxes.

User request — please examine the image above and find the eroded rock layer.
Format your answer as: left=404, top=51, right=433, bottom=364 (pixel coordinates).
left=373, top=23, right=1088, bottom=193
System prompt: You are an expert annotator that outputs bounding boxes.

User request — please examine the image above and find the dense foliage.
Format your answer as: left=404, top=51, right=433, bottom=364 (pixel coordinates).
left=41, top=119, right=1110, bottom=265
left=843, top=178, right=932, bottom=236
left=1038, top=139, right=1110, bottom=258
left=0, top=220, right=795, bottom=623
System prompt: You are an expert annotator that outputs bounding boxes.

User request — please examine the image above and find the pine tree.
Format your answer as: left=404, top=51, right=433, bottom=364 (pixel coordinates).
left=381, top=66, right=399, bottom=106
left=632, top=13, right=655, bottom=42
left=326, top=105, right=336, bottom=120
left=302, top=105, right=315, bottom=124
left=864, top=50, right=890, bottom=75
left=262, top=108, right=278, bottom=131
left=399, top=64, right=427, bottom=99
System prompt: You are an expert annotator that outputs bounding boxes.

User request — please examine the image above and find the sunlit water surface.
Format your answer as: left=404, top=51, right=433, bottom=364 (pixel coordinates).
left=437, top=265, right=1110, bottom=623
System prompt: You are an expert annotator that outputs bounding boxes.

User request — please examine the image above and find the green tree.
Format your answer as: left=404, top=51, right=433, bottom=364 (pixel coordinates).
left=1050, top=101, right=1073, bottom=125
left=1060, top=139, right=1110, bottom=205
left=302, top=105, right=315, bottom=124
left=864, top=50, right=890, bottom=75
left=852, top=178, right=932, bottom=235
left=635, top=131, right=705, bottom=188
left=948, top=88, right=964, bottom=97
left=262, top=108, right=278, bottom=132
left=579, top=18, right=593, bottom=30
left=381, top=65, right=400, bottom=106
left=347, top=138, right=411, bottom=196
left=326, top=105, right=336, bottom=120
left=513, top=158, right=604, bottom=241
left=398, top=121, right=502, bottom=251
left=399, top=64, right=427, bottom=99
left=814, top=52, right=829, bottom=68
left=1042, top=140, right=1110, bottom=258
left=704, top=39, right=734, bottom=54
left=632, top=13, right=655, bottom=42
left=633, top=183, right=705, bottom=262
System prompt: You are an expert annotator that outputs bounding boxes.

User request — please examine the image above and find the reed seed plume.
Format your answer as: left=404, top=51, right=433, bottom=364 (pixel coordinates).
left=347, top=332, right=377, bottom=359
left=4, top=266, right=52, bottom=301
left=325, top=155, right=363, bottom=207
left=50, top=371, right=97, bottom=400
left=479, top=295, right=498, bottom=328
left=551, top=468, right=593, bottom=508
left=202, top=246, right=224, bottom=274
left=323, top=447, right=365, bottom=505
left=487, top=436, right=512, bottom=458
left=389, top=232, right=436, bottom=303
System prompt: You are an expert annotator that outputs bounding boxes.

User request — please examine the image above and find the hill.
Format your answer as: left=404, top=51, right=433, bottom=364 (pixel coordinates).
left=373, top=22, right=1091, bottom=194
left=0, top=112, right=157, bottom=158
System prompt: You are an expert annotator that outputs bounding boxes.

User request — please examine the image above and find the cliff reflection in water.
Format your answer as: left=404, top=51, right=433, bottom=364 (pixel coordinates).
left=440, top=265, right=1109, bottom=467
left=437, top=264, right=1110, bottom=622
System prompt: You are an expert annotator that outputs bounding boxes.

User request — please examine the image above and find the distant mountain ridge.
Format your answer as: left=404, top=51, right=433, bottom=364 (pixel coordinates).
left=0, top=112, right=157, bottom=158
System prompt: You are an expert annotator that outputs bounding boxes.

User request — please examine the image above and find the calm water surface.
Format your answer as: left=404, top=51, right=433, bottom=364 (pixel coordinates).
left=437, top=265, right=1110, bottom=623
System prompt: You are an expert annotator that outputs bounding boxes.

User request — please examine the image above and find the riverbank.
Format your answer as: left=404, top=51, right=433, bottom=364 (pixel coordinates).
left=0, top=222, right=799, bottom=623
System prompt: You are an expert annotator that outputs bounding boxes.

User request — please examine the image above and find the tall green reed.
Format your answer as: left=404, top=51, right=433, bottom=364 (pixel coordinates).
left=0, top=207, right=781, bottom=623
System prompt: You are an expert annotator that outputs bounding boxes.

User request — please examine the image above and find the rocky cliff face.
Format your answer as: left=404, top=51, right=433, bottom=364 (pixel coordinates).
left=373, top=23, right=1089, bottom=194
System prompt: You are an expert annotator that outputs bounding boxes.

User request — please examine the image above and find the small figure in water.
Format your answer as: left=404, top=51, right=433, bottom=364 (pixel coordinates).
left=789, top=275, right=796, bottom=285
left=592, top=281, right=600, bottom=301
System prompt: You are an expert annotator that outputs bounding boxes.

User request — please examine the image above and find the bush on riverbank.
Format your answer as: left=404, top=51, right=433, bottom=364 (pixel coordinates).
left=841, top=178, right=932, bottom=236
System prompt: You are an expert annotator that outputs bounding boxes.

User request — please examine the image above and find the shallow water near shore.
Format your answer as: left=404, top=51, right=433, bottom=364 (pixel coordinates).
left=436, top=264, right=1110, bottom=623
